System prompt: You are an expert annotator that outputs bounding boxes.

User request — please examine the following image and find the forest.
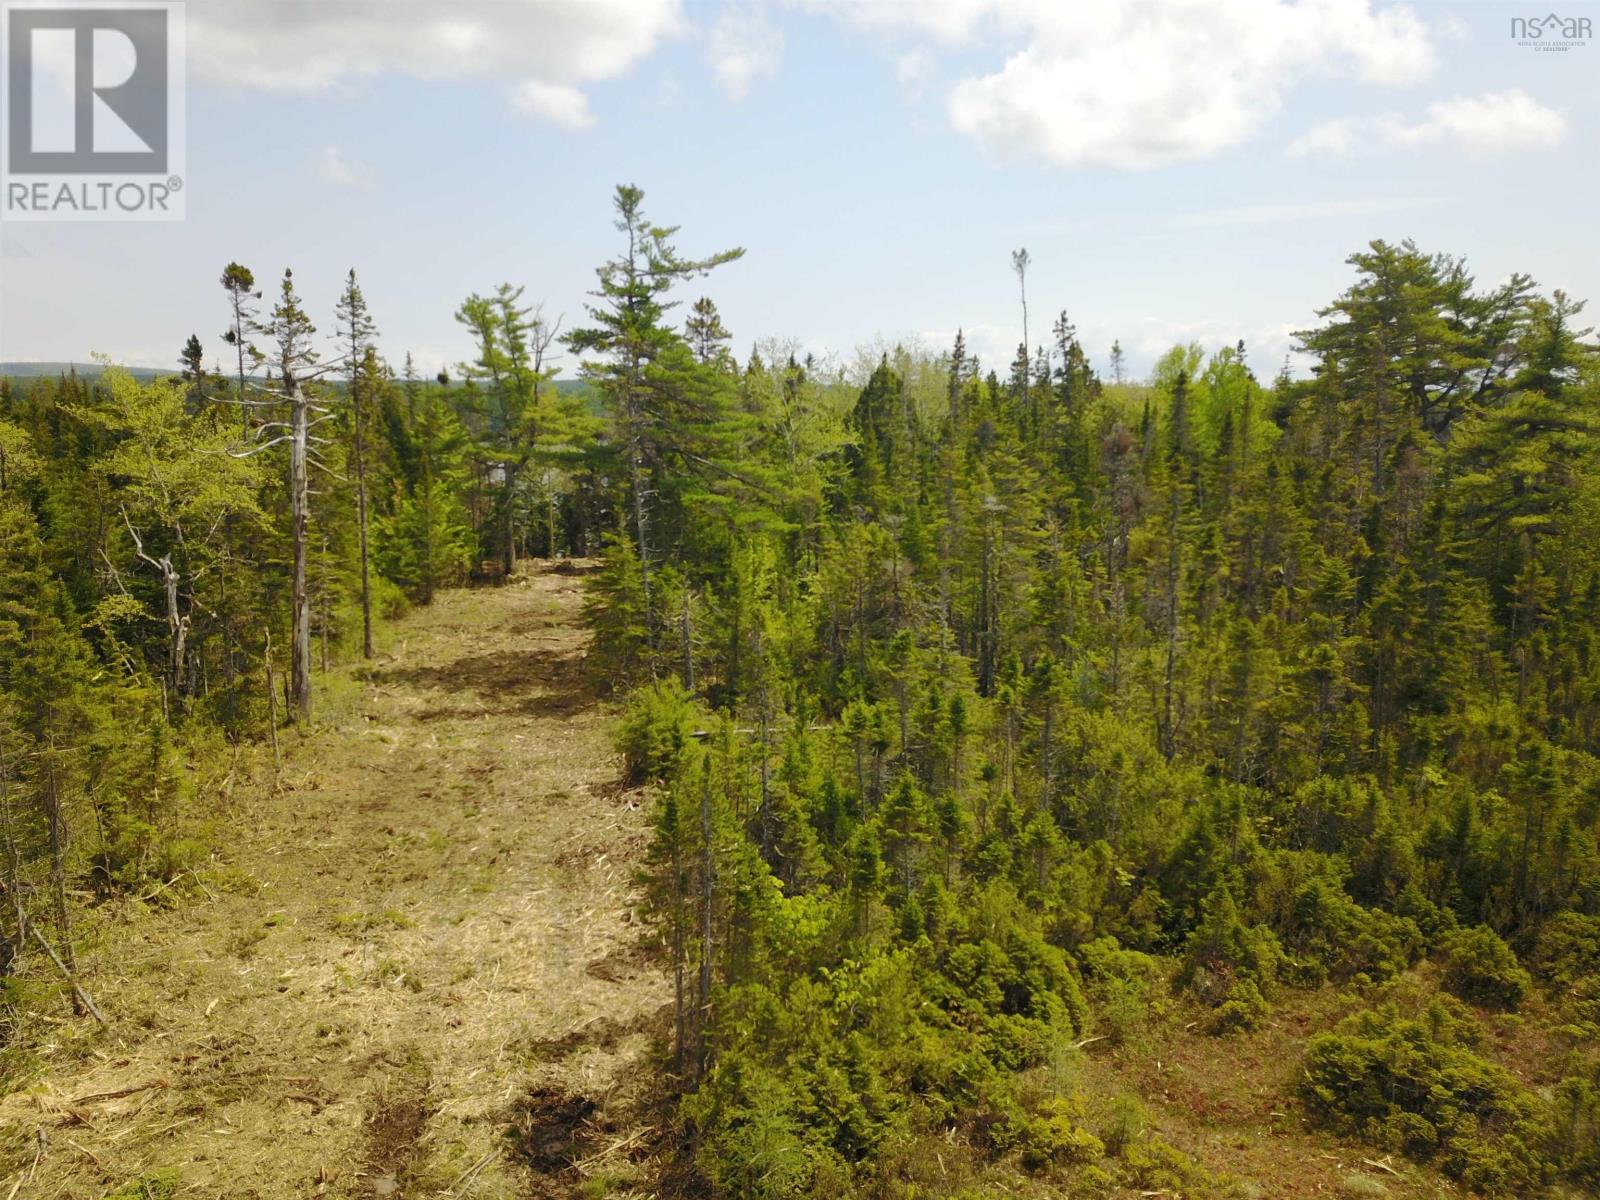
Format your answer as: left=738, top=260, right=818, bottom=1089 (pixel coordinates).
left=1, top=183, right=1598, bottom=1198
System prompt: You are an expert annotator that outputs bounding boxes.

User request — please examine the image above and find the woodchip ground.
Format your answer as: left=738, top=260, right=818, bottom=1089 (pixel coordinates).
left=0, top=562, right=667, bottom=1199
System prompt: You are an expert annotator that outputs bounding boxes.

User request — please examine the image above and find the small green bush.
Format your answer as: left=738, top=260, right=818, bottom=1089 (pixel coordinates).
left=617, top=677, right=699, bottom=783
left=1099, top=1094, right=1147, bottom=1158
left=1177, top=885, right=1284, bottom=1010
left=994, top=1096, right=1104, bottom=1172
left=1211, top=977, right=1269, bottom=1035
left=1439, top=925, right=1532, bottom=1011
left=1338, top=1172, right=1390, bottom=1198
left=105, top=1171, right=179, bottom=1200
left=1533, top=912, right=1600, bottom=991
left=1079, top=937, right=1165, bottom=1045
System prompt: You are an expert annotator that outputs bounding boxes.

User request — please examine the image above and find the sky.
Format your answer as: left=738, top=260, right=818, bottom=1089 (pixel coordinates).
left=0, top=0, right=1595, bottom=383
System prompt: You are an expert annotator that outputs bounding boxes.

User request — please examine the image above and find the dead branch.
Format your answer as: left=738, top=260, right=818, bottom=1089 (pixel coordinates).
left=67, top=1080, right=167, bottom=1106
left=16, top=905, right=105, bottom=1024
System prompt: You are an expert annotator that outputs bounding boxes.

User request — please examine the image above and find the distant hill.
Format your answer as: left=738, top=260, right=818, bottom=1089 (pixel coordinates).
left=3, top=363, right=597, bottom=395
left=1, top=361, right=176, bottom=381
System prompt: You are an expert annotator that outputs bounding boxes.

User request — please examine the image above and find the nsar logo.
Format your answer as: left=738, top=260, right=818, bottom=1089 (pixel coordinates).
left=1511, top=12, right=1592, bottom=51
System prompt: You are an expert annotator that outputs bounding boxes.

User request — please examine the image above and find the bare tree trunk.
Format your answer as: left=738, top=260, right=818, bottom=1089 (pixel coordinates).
left=162, top=557, right=186, bottom=701
left=1160, top=486, right=1181, bottom=760
left=122, top=513, right=188, bottom=707
left=234, top=301, right=250, bottom=437
left=287, top=369, right=313, bottom=723
left=680, top=588, right=695, bottom=691
left=671, top=842, right=686, bottom=1076
left=629, top=432, right=653, bottom=605
left=502, top=460, right=518, bottom=580
left=40, top=747, right=75, bottom=987
left=320, top=572, right=330, bottom=675
left=354, top=384, right=374, bottom=659
left=0, top=736, right=28, bottom=984
left=697, top=761, right=714, bottom=1078
left=264, top=627, right=281, bottom=777
left=19, top=903, right=105, bottom=1024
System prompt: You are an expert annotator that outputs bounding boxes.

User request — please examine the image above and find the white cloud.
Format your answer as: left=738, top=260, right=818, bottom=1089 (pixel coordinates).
left=709, top=4, right=784, bottom=100
left=1290, top=89, right=1566, bottom=158
left=508, top=80, right=594, bottom=128
left=802, top=0, right=1438, bottom=168
left=315, top=144, right=370, bottom=186
left=189, top=0, right=682, bottom=125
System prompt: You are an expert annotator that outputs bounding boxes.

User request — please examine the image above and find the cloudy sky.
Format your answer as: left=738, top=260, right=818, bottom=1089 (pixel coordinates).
left=0, top=0, right=1594, bottom=380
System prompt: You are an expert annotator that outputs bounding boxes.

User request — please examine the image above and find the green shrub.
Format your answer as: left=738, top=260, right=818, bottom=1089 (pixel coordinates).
left=1079, top=935, right=1159, bottom=982
left=1549, top=1067, right=1600, bottom=1187
left=1116, top=1135, right=1210, bottom=1193
left=1099, top=1094, right=1147, bottom=1158
left=1079, top=936, right=1165, bottom=1045
left=1439, top=925, right=1532, bottom=1011
left=616, top=677, right=699, bottom=783
left=1338, top=1172, right=1391, bottom=1198
left=1533, top=912, right=1600, bottom=992
left=1278, top=877, right=1423, bottom=985
left=993, top=1096, right=1104, bottom=1172
left=1301, top=1001, right=1549, bottom=1195
left=1177, top=885, right=1284, bottom=1009
left=936, top=929, right=1088, bottom=1042
left=1211, top=977, right=1270, bottom=1035
left=105, top=1171, right=180, bottom=1200
left=370, top=573, right=410, bottom=621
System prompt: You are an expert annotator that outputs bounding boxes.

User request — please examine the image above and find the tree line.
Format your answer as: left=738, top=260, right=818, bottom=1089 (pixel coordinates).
left=2, top=184, right=1598, bottom=1196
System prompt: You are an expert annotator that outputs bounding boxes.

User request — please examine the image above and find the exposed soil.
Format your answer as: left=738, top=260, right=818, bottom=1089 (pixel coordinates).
left=0, top=562, right=668, bottom=1198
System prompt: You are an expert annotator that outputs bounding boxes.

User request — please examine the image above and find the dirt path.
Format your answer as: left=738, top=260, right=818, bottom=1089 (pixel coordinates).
left=1, top=563, right=667, bottom=1199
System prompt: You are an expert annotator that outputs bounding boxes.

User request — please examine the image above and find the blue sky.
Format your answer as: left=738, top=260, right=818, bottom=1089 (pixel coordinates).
left=0, top=0, right=1595, bottom=382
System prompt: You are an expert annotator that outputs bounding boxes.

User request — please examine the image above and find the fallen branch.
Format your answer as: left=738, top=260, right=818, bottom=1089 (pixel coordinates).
left=67, top=1080, right=166, bottom=1106
left=446, top=1148, right=498, bottom=1197
left=19, top=908, right=106, bottom=1025
left=575, top=1125, right=654, bottom=1171
left=64, top=1137, right=100, bottom=1166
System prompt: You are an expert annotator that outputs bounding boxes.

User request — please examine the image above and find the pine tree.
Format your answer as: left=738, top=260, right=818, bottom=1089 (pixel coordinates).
left=179, top=334, right=206, bottom=413
left=334, top=271, right=380, bottom=658
left=686, top=297, right=734, bottom=369
left=0, top=493, right=108, bottom=981
left=219, top=262, right=264, bottom=434
left=377, top=382, right=473, bottom=604
left=567, top=184, right=744, bottom=615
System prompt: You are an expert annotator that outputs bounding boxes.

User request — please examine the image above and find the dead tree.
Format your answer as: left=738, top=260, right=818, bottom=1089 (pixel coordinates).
left=228, top=270, right=337, bottom=724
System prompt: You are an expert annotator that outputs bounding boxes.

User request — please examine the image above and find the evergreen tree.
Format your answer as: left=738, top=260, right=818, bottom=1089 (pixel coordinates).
left=566, top=184, right=744, bottom=615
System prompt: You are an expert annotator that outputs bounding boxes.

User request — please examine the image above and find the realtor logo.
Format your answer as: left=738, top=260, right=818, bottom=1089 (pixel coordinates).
left=2, top=1, right=185, bottom=220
